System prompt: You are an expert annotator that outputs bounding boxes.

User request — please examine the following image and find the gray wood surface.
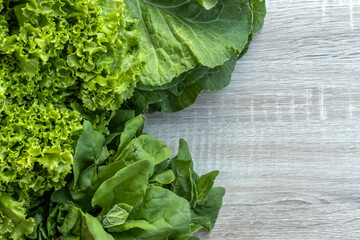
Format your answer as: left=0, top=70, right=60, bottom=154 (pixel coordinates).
left=144, top=0, right=360, bottom=239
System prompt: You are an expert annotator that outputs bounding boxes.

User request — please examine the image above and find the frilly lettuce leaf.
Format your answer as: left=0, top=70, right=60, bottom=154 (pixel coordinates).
left=0, top=103, right=82, bottom=198
left=0, top=192, right=35, bottom=240
left=0, top=0, right=141, bottom=111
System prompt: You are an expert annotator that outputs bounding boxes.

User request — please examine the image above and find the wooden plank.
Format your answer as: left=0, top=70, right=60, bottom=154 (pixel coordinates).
left=144, top=0, right=360, bottom=239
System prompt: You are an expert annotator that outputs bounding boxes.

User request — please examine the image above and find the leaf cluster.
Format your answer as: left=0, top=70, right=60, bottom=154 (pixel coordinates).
left=27, top=110, right=225, bottom=240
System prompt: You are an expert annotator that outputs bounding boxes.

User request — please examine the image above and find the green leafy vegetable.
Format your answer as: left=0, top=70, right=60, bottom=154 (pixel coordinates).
left=191, top=187, right=226, bottom=231
left=102, top=203, right=133, bottom=229
left=125, top=0, right=266, bottom=113
left=196, top=171, right=220, bottom=205
left=0, top=0, right=141, bottom=111
left=0, top=0, right=266, bottom=238
left=169, top=140, right=199, bottom=208
left=0, top=192, right=35, bottom=240
left=26, top=112, right=224, bottom=240
left=129, top=55, right=237, bottom=113
left=125, top=0, right=252, bottom=87
left=0, top=103, right=82, bottom=198
left=92, top=159, right=153, bottom=215
left=111, top=185, right=191, bottom=239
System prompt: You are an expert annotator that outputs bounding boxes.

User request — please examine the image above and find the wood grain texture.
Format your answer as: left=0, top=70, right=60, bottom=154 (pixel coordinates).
left=144, top=0, right=360, bottom=239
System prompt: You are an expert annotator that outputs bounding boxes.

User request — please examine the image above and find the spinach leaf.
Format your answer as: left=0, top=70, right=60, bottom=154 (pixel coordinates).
left=111, top=186, right=191, bottom=240
left=169, top=140, right=199, bottom=207
left=73, top=121, right=107, bottom=186
left=92, top=159, right=154, bottom=215
left=28, top=114, right=225, bottom=240
left=196, top=171, right=220, bottom=205
left=191, top=187, right=226, bottom=232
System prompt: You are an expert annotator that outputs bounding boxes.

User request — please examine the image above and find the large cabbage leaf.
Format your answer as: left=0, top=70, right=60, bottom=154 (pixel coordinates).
left=125, top=0, right=253, bottom=87
left=128, top=55, right=237, bottom=113
left=125, top=0, right=266, bottom=113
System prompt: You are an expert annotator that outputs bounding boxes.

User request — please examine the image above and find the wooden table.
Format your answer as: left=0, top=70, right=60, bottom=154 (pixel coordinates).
left=144, top=0, right=360, bottom=239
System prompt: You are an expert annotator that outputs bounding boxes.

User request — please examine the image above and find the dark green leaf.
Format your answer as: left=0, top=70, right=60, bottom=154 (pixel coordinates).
left=169, top=140, right=198, bottom=207
left=112, top=186, right=191, bottom=240
left=73, top=121, right=106, bottom=186
left=113, top=115, right=146, bottom=158
left=92, top=159, right=154, bottom=215
left=125, top=0, right=253, bottom=87
left=196, top=171, right=220, bottom=205
left=191, top=187, right=225, bottom=232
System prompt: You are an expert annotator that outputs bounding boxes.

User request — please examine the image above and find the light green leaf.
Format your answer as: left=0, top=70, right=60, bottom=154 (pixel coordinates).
left=0, top=193, right=35, bottom=240
left=107, top=220, right=155, bottom=232
left=82, top=213, right=114, bottom=240
left=196, top=0, right=218, bottom=10
left=136, top=135, right=172, bottom=165
left=0, top=104, right=82, bottom=197
left=149, top=169, right=175, bottom=185
left=102, top=203, right=133, bottom=228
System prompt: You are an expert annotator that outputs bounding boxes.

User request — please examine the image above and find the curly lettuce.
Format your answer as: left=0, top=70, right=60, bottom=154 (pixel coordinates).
left=0, top=192, right=35, bottom=240
left=0, top=103, right=82, bottom=198
left=0, top=0, right=141, bottom=111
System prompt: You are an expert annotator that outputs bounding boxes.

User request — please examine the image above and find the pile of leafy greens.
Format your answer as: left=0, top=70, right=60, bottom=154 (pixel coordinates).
left=27, top=110, right=225, bottom=240
left=0, top=0, right=265, bottom=239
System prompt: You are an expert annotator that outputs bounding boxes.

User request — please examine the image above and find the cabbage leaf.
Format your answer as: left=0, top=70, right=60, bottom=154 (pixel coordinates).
left=125, top=0, right=253, bottom=87
left=125, top=0, right=266, bottom=113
